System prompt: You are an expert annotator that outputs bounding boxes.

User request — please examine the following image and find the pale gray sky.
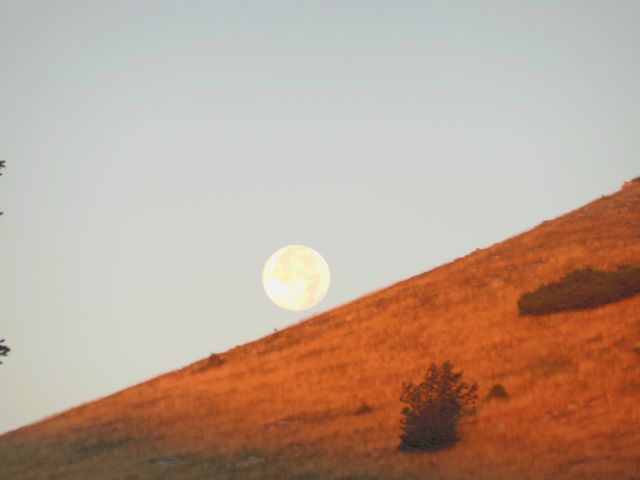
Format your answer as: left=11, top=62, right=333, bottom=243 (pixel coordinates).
left=1, top=0, right=638, bottom=434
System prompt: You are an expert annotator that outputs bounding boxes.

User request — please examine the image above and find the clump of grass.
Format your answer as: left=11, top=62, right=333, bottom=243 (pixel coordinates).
left=195, top=353, right=225, bottom=373
left=353, top=403, right=373, bottom=415
left=75, top=439, right=131, bottom=457
left=533, top=355, right=573, bottom=377
left=518, top=265, right=640, bottom=316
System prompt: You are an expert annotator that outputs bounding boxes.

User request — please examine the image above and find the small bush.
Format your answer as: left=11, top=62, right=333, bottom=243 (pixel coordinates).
left=518, top=265, right=640, bottom=316
left=353, top=403, right=373, bottom=415
left=207, top=353, right=224, bottom=367
left=194, top=353, right=225, bottom=373
left=399, top=361, right=478, bottom=452
left=486, top=383, right=509, bottom=400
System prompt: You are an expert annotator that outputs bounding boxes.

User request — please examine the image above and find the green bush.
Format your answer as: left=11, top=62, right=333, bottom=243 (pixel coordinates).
left=518, top=265, right=640, bottom=316
left=399, top=362, right=478, bottom=452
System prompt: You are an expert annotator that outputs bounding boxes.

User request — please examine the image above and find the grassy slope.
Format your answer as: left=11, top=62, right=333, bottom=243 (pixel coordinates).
left=2, top=183, right=640, bottom=480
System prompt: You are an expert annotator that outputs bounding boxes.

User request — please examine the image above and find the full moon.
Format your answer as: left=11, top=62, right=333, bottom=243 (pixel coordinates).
left=262, top=245, right=331, bottom=311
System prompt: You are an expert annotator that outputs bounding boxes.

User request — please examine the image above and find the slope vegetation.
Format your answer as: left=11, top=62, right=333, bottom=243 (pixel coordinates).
left=2, top=182, right=640, bottom=479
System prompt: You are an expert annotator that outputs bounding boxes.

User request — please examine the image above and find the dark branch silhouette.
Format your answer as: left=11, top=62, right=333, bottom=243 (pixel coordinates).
left=0, top=160, right=4, bottom=216
left=1, top=163, right=7, bottom=360
left=0, top=339, right=9, bottom=364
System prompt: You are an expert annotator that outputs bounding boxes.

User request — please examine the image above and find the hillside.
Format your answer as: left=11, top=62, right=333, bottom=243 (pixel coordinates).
left=2, top=182, right=640, bottom=480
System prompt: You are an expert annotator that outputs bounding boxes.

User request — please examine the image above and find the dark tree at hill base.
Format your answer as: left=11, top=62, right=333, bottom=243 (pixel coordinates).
left=399, top=361, right=478, bottom=451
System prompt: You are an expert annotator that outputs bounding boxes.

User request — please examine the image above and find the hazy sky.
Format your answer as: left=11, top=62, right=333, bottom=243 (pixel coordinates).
left=1, top=0, right=638, bottom=434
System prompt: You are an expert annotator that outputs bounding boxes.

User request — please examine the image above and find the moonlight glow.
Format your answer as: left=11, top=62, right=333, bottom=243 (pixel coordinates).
left=262, top=245, right=330, bottom=311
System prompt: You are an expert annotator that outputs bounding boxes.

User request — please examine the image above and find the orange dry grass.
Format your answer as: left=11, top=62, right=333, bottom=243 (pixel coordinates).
left=2, top=183, right=640, bottom=479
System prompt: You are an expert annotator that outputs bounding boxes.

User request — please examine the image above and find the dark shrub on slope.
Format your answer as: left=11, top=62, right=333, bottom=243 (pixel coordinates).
left=399, top=362, right=478, bottom=451
left=518, top=265, right=640, bottom=316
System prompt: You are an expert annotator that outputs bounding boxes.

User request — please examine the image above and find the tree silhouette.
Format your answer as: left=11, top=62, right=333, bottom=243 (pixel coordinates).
left=0, top=339, right=9, bottom=364
left=1, top=162, right=7, bottom=363
left=0, top=159, right=4, bottom=216
left=399, top=361, right=478, bottom=451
